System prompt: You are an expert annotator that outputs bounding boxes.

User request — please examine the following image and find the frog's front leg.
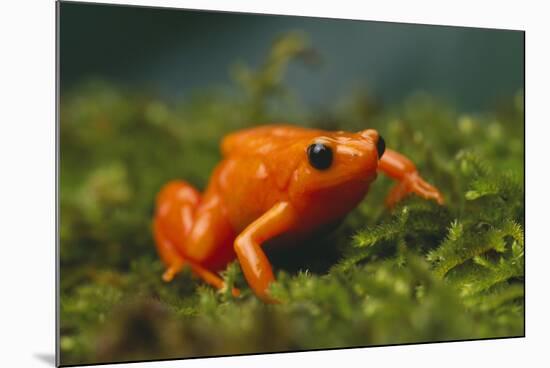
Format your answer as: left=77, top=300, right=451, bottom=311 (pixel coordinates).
left=234, top=202, right=297, bottom=303
left=378, top=148, right=444, bottom=207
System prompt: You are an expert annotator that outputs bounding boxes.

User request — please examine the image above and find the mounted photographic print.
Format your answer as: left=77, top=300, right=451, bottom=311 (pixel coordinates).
left=57, top=1, right=525, bottom=366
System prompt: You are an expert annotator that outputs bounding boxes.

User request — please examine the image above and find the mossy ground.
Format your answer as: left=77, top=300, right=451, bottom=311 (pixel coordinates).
left=59, top=33, right=524, bottom=365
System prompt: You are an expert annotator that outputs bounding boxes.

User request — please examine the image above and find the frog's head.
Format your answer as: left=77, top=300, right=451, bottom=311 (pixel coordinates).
left=289, top=129, right=385, bottom=197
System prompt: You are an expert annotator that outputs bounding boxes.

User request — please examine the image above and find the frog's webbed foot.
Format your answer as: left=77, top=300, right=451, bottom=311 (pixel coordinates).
left=385, top=172, right=444, bottom=208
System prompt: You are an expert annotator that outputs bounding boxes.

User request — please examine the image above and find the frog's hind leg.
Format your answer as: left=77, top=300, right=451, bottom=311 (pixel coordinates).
left=153, top=218, right=186, bottom=282
left=154, top=180, right=201, bottom=281
left=153, top=180, right=239, bottom=296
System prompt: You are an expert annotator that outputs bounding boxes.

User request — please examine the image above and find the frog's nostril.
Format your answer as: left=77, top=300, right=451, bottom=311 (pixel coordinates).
left=376, top=135, right=386, bottom=159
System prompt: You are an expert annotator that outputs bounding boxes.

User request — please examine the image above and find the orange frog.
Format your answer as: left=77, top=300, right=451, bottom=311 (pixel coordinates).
left=153, top=124, right=444, bottom=303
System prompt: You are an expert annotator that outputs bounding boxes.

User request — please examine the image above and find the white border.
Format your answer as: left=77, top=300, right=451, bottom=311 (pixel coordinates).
left=58, top=0, right=526, bottom=30
left=2, top=1, right=548, bottom=367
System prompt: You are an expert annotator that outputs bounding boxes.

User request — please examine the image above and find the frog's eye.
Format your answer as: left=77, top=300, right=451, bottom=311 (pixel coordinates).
left=307, top=143, right=333, bottom=170
left=376, top=135, right=386, bottom=159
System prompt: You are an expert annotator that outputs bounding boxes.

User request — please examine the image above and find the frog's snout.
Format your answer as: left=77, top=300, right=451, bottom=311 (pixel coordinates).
left=359, top=129, right=379, bottom=143
left=359, top=129, right=385, bottom=159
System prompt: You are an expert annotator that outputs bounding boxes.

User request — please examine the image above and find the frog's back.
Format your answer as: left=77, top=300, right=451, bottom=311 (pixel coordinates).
left=221, top=124, right=325, bottom=158
left=212, top=125, right=324, bottom=231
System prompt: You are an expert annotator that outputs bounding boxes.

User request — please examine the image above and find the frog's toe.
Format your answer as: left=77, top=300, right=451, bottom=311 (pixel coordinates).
left=162, top=263, right=183, bottom=282
left=409, top=176, right=444, bottom=205
left=385, top=180, right=409, bottom=208
left=231, top=287, right=241, bottom=297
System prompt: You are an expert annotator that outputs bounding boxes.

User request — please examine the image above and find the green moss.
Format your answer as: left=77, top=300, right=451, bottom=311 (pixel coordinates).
left=59, top=33, right=524, bottom=365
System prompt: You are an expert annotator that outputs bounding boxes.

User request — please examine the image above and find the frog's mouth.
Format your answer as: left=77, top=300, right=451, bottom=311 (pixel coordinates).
left=312, top=169, right=378, bottom=192
left=361, top=171, right=378, bottom=183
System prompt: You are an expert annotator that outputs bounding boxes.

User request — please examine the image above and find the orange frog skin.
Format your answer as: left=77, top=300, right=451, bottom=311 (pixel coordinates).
left=153, top=124, right=444, bottom=303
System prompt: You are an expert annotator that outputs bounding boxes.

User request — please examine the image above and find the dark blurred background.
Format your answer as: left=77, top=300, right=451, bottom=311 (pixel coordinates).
left=59, top=1, right=523, bottom=112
